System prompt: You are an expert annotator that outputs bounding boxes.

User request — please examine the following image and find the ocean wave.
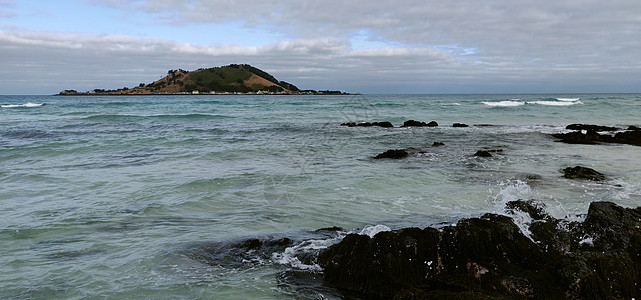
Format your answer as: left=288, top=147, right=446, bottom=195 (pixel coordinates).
left=556, top=98, right=580, bottom=102
left=482, top=101, right=525, bottom=107
left=483, top=100, right=582, bottom=107
left=1, top=102, right=45, bottom=108
left=527, top=100, right=583, bottom=106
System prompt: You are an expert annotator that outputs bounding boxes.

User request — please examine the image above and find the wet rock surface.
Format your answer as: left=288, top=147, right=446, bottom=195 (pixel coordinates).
left=474, top=150, right=493, bottom=157
left=565, top=124, right=619, bottom=132
left=562, top=166, right=607, bottom=181
left=317, top=200, right=641, bottom=300
left=552, top=124, right=641, bottom=146
left=374, top=149, right=410, bottom=159
left=402, top=120, right=439, bottom=127
left=341, top=121, right=394, bottom=128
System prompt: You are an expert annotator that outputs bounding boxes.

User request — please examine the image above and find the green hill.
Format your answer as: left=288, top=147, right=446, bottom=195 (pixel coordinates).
left=61, top=64, right=304, bottom=95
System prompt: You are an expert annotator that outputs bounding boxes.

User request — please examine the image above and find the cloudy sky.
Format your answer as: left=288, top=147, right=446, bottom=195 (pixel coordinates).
left=1, top=0, right=640, bottom=94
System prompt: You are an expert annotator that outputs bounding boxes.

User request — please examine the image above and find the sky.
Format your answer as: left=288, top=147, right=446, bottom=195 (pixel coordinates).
left=1, top=0, right=640, bottom=94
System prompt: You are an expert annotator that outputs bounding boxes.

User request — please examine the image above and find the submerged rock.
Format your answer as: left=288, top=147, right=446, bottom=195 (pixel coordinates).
left=318, top=201, right=641, bottom=299
left=374, top=149, right=409, bottom=159
left=432, top=141, right=445, bottom=147
left=452, top=123, right=469, bottom=127
left=562, top=166, right=607, bottom=181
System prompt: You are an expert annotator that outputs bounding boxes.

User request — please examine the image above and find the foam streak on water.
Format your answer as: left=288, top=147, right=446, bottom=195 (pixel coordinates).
left=1, top=94, right=640, bottom=298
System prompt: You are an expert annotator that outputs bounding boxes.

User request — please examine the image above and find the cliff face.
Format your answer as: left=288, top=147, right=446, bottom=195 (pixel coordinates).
left=60, top=64, right=301, bottom=95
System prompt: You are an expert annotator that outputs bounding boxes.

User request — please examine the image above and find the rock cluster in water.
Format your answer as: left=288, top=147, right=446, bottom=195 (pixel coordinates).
left=401, top=120, right=439, bottom=127
left=340, top=121, right=394, bottom=128
left=341, top=120, right=473, bottom=128
left=552, top=123, right=641, bottom=146
left=317, top=200, right=641, bottom=299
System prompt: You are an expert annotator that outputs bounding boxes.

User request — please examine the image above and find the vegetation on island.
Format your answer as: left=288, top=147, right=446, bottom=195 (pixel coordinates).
left=59, top=64, right=350, bottom=95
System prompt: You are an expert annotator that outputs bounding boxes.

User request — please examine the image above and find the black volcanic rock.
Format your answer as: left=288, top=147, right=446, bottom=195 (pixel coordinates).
left=552, top=130, right=603, bottom=144
left=453, top=123, right=469, bottom=127
left=374, top=149, right=409, bottom=159
left=552, top=124, right=641, bottom=146
left=474, top=150, right=493, bottom=157
left=566, top=124, right=619, bottom=132
left=341, top=121, right=393, bottom=128
left=613, top=129, right=641, bottom=146
left=562, top=166, right=606, bottom=181
left=401, top=120, right=438, bottom=127
left=317, top=201, right=641, bottom=299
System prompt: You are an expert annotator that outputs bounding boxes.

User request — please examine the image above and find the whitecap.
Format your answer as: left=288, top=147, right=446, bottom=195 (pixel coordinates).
left=482, top=101, right=525, bottom=107
left=556, top=98, right=580, bottom=102
left=1, top=102, right=45, bottom=108
left=527, top=100, right=582, bottom=106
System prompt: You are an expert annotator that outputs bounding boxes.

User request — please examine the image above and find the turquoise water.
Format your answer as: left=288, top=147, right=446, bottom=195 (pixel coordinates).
left=1, top=94, right=641, bottom=298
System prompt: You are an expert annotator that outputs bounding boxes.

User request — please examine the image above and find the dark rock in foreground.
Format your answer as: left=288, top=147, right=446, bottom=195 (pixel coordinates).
left=374, top=149, right=409, bottom=159
left=318, top=201, right=641, bottom=299
left=402, top=120, right=438, bottom=127
left=341, top=121, right=394, bottom=128
left=452, top=123, right=469, bottom=128
left=552, top=124, right=641, bottom=146
left=562, top=166, right=607, bottom=181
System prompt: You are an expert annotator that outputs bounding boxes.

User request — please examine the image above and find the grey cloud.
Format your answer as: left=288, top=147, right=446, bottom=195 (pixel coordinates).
left=3, top=0, right=641, bottom=94
left=0, top=30, right=459, bottom=94
left=94, top=0, right=641, bottom=67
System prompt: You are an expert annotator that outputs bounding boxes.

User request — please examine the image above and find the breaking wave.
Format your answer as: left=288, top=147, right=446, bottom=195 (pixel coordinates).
left=1, top=102, right=45, bottom=108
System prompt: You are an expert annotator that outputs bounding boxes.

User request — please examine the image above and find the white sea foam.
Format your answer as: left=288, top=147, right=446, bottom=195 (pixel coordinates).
left=578, top=236, right=594, bottom=246
left=272, top=224, right=391, bottom=270
left=482, top=100, right=525, bottom=107
left=491, top=180, right=533, bottom=204
left=359, top=224, right=391, bottom=237
left=272, top=233, right=346, bottom=271
left=527, top=100, right=582, bottom=106
left=0, top=102, right=45, bottom=108
left=491, top=180, right=536, bottom=240
left=556, top=98, right=580, bottom=102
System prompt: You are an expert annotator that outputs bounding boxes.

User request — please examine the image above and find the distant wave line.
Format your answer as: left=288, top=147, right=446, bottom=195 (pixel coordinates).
left=482, top=100, right=583, bottom=107
left=1, top=102, right=45, bottom=108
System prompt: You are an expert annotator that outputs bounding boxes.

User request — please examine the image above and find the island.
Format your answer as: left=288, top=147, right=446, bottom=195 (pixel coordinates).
left=59, top=64, right=350, bottom=95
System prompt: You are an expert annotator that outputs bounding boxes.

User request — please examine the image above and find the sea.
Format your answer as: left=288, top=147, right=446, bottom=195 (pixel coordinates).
left=1, top=94, right=640, bottom=299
